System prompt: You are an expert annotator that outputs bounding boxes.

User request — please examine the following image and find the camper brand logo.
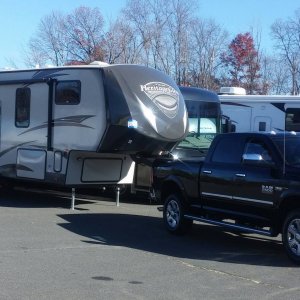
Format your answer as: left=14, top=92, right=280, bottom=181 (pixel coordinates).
left=140, top=82, right=179, bottom=118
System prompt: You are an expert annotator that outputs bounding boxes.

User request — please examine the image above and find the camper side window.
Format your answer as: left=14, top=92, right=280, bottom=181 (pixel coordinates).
left=15, top=88, right=30, bottom=128
left=55, top=81, right=81, bottom=105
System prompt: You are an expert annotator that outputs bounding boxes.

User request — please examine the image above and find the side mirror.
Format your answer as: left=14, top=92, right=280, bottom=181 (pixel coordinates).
left=221, top=116, right=235, bottom=133
left=242, top=153, right=263, bottom=162
left=242, top=153, right=275, bottom=167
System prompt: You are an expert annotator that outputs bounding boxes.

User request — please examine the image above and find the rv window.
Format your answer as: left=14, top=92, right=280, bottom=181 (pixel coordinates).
left=55, top=81, right=81, bottom=105
left=15, top=88, right=30, bottom=128
left=259, top=122, right=266, bottom=131
left=286, top=108, right=300, bottom=132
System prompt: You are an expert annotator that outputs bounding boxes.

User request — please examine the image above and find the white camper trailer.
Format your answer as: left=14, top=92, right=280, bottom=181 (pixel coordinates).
left=219, top=87, right=300, bottom=133
left=0, top=62, right=188, bottom=189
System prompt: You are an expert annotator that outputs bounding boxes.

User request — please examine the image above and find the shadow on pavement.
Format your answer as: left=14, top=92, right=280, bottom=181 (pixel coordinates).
left=0, top=188, right=100, bottom=209
left=0, top=189, right=296, bottom=267
left=0, top=187, right=152, bottom=208
left=57, top=212, right=296, bottom=268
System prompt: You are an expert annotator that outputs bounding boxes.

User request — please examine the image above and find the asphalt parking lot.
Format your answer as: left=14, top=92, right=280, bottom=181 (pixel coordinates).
left=0, top=188, right=299, bottom=300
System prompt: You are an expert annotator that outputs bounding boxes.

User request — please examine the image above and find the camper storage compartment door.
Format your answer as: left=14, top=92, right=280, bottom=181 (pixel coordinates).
left=82, top=158, right=122, bottom=182
left=17, top=149, right=46, bottom=180
left=65, top=151, right=135, bottom=185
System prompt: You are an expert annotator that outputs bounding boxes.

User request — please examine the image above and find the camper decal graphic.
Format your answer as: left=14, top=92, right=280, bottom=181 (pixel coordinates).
left=140, top=82, right=179, bottom=118
left=0, top=141, right=36, bottom=158
left=18, top=115, right=95, bottom=136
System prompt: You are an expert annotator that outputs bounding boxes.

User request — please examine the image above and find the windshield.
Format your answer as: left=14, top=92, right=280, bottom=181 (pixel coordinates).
left=177, top=100, right=220, bottom=150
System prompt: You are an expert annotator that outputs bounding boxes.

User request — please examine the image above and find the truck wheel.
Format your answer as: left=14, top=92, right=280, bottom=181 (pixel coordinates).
left=282, top=209, right=300, bottom=264
left=163, top=193, right=192, bottom=234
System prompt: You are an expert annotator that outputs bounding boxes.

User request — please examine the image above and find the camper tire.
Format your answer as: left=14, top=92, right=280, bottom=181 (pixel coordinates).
left=163, top=193, right=192, bottom=235
left=282, top=209, right=300, bottom=264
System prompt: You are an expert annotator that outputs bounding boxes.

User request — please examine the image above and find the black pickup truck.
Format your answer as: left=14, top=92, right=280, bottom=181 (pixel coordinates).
left=153, top=132, right=300, bottom=263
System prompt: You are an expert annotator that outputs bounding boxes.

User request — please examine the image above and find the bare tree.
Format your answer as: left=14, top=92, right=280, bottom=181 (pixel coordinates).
left=121, top=0, right=159, bottom=65
left=104, top=19, right=135, bottom=64
left=24, top=1, right=233, bottom=92
left=189, top=18, right=228, bottom=89
left=261, top=56, right=291, bottom=94
left=63, top=6, right=105, bottom=64
left=25, top=7, right=105, bottom=67
left=25, top=11, right=68, bottom=67
left=271, top=10, right=300, bottom=95
left=108, top=0, right=227, bottom=87
left=145, top=0, right=172, bottom=71
left=164, top=0, right=197, bottom=85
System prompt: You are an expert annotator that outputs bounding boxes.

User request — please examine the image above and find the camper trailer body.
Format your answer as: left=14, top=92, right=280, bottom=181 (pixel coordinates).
left=220, top=92, right=300, bottom=133
left=0, top=63, right=188, bottom=188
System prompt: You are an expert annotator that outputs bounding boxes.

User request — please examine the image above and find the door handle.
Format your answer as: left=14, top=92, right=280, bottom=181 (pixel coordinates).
left=203, top=170, right=212, bottom=174
left=235, top=173, right=246, bottom=177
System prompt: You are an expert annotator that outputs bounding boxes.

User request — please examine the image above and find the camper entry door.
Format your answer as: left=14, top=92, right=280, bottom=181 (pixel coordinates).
left=16, top=83, right=48, bottom=180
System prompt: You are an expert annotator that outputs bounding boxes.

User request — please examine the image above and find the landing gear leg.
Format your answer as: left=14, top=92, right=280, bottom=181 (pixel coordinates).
left=71, top=188, right=76, bottom=210
left=116, top=186, right=120, bottom=207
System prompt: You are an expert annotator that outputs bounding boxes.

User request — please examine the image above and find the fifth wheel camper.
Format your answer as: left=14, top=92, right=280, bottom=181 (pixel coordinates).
left=0, top=62, right=188, bottom=189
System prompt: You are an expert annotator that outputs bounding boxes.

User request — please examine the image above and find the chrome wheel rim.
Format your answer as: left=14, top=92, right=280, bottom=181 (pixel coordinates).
left=166, top=199, right=180, bottom=229
left=287, top=218, right=300, bottom=256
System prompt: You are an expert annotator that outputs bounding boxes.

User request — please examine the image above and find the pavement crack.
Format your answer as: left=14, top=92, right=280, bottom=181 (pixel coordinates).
left=169, top=256, right=286, bottom=290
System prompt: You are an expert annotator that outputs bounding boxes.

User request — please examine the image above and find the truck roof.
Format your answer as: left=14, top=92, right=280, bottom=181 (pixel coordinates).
left=218, top=131, right=300, bottom=140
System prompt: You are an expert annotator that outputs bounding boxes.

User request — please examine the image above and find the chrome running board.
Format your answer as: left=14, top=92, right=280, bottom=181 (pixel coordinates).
left=184, top=214, right=274, bottom=237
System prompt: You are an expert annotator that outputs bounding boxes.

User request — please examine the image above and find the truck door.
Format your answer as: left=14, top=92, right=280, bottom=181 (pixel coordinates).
left=231, top=138, right=280, bottom=223
left=199, top=135, right=244, bottom=212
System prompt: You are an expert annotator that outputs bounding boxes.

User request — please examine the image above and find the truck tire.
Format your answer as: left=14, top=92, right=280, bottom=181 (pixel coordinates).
left=282, top=209, right=300, bottom=264
left=163, top=193, right=192, bottom=234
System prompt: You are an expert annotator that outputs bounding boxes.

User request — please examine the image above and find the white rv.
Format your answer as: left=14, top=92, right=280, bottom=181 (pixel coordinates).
left=219, top=87, right=300, bottom=133
left=0, top=62, right=188, bottom=189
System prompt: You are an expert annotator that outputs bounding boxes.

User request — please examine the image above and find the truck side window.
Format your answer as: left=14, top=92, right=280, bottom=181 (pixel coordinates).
left=15, top=87, right=30, bottom=128
left=211, top=138, right=241, bottom=164
left=244, top=140, right=272, bottom=162
left=55, top=81, right=81, bottom=105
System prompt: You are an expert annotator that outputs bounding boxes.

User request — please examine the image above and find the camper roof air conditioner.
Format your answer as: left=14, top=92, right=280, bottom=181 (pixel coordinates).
left=219, top=87, right=246, bottom=95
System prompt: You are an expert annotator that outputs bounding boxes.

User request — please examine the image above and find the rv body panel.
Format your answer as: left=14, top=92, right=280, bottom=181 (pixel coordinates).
left=220, top=94, right=300, bottom=133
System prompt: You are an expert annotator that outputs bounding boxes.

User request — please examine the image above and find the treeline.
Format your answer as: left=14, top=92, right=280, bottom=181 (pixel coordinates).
left=24, top=0, right=300, bottom=95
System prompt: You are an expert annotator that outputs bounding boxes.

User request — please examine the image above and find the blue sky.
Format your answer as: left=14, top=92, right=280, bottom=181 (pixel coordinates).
left=0, top=0, right=299, bottom=68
